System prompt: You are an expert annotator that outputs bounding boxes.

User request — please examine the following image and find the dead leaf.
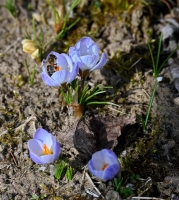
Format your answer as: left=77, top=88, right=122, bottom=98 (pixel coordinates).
left=73, top=114, right=136, bottom=160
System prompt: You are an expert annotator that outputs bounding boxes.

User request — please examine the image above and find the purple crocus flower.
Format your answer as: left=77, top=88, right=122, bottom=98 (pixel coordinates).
left=28, top=128, right=61, bottom=164
left=41, top=51, right=78, bottom=87
left=88, top=149, right=120, bottom=180
left=68, top=37, right=108, bottom=78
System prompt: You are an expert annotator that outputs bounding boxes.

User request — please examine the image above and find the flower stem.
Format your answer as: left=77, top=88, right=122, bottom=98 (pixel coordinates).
left=71, top=104, right=83, bottom=120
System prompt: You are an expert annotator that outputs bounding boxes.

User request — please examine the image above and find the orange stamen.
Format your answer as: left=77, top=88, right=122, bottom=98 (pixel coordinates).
left=42, top=144, right=53, bottom=155
left=55, top=66, right=62, bottom=71
left=101, top=163, right=109, bottom=171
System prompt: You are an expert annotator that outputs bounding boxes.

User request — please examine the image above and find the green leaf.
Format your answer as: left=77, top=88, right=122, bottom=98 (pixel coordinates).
left=84, top=91, right=106, bottom=103
left=55, top=160, right=66, bottom=179
left=86, top=101, right=120, bottom=108
left=65, top=166, right=73, bottom=181
left=155, top=33, right=163, bottom=77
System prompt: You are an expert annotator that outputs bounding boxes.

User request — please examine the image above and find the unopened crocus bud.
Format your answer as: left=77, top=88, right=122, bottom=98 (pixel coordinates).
left=21, top=39, right=39, bottom=60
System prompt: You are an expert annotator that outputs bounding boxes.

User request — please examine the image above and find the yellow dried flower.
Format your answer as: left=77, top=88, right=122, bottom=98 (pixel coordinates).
left=21, top=39, right=39, bottom=59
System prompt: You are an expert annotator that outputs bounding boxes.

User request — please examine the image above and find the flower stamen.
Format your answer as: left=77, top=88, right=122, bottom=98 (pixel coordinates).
left=101, top=163, right=109, bottom=171
left=42, top=144, right=53, bottom=155
left=55, top=66, right=62, bottom=71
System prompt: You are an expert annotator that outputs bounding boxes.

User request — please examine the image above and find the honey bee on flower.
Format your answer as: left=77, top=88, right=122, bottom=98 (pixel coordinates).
left=46, top=54, right=62, bottom=76
left=41, top=51, right=79, bottom=87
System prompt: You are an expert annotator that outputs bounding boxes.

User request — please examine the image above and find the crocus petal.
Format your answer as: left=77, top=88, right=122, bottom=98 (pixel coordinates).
left=39, top=154, right=55, bottom=164
left=92, top=151, right=109, bottom=170
left=51, top=70, right=71, bottom=85
left=77, top=62, right=88, bottom=72
left=34, top=128, right=51, bottom=140
left=61, top=53, right=73, bottom=72
left=103, top=163, right=120, bottom=180
left=28, top=139, right=43, bottom=156
left=52, top=140, right=61, bottom=161
left=80, top=54, right=98, bottom=69
left=90, top=43, right=100, bottom=59
left=41, top=72, right=60, bottom=87
left=88, top=159, right=105, bottom=179
left=77, top=37, right=95, bottom=49
left=55, top=54, right=70, bottom=71
left=68, top=63, right=79, bottom=83
left=90, top=53, right=108, bottom=72
left=69, top=46, right=82, bottom=63
left=106, top=150, right=119, bottom=164
left=29, top=151, right=45, bottom=164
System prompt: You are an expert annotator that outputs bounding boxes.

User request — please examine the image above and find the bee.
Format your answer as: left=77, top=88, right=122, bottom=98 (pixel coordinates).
left=46, top=54, right=62, bottom=76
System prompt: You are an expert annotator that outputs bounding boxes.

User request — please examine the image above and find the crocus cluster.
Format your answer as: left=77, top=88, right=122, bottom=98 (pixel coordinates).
left=41, top=36, right=108, bottom=87
left=28, top=128, right=61, bottom=164
left=88, top=149, right=120, bottom=180
left=27, top=129, right=121, bottom=181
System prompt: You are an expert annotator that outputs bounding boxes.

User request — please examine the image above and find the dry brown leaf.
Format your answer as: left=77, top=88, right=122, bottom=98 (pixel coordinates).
left=74, top=114, right=136, bottom=160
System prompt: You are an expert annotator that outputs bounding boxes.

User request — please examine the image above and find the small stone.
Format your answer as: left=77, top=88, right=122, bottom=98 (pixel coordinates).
left=105, top=190, right=122, bottom=200
left=49, top=165, right=55, bottom=176
left=0, top=153, right=4, bottom=161
left=174, top=97, right=179, bottom=105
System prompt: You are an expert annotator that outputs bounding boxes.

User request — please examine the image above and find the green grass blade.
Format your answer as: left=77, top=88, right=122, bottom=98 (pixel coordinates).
left=66, top=17, right=80, bottom=31
left=84, top=91, right=106, bottom=103
left=155, top=33, right=163, bottom=77
left=24, top=59, right=30, bottom=77
left=143, top=80, right=158, bottom=130
left=32, top=17, right=37, bottom=45
left=5, top=0, right=16, bottom=17
left=61, top=88, right=70, bottom=104
left=43, top=29, right=64, bottom=50
left=62, top=0, right=81, bottom=30
left=157, top=45, right=179, bottom=75
left=24, top=29, right=31, bottom=39
left=148, top=42, right=156, bottom=75
left=29, top=65, right=37, bottom=87
left=86, top=101, right=120, bottom=108
left=79, top=84, right=90, bottom=104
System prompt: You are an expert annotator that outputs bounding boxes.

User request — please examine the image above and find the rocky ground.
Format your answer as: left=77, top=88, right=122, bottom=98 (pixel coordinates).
left=1, top=0, right=179, bottom=199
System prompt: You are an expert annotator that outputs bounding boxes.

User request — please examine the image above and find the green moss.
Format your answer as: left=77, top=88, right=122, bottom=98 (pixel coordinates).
left=119, top=119, right=160, bottom=170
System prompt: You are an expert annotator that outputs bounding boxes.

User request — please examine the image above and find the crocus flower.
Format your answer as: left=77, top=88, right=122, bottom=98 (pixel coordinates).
left=21, top=39, right=39, bottom=60
left=41, top=51, right=78, bottom=87
left=68, top=36, right=108, bottom=78
left=28, top=128, right=61, bottom=164
left=88, top=149, right=120, bottom=180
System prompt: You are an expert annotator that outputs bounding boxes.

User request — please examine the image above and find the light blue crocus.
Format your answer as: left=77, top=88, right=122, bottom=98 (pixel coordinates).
left=68, top=37, right=108, bottom=78
left=28, top=128, right=61, bottom=164
left=88, top=149, right=120, bottom=180
left=41, top=51, right=78, bottom=87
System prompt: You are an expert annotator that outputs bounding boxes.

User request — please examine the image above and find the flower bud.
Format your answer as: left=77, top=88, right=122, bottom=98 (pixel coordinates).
left=21, top=39, right=39, bottom=60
